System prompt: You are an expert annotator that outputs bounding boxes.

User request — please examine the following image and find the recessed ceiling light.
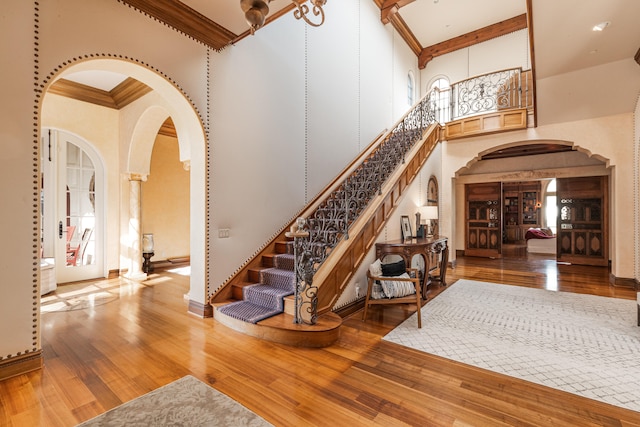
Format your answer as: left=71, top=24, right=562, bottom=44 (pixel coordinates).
left=592, top=21, right=610, bottom=32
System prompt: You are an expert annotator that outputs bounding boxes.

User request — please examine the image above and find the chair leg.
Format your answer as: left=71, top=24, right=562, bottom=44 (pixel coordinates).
left=415, top=281, right=422, bottom=328
left=362, top=278, right=373, bottom=322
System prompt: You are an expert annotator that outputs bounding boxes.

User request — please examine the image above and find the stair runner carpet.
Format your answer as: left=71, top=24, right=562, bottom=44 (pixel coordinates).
left=218, top=253, right=296, bottom=323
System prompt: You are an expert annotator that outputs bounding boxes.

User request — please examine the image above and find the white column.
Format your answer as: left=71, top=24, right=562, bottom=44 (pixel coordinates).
left=126, top=173, right=147, bottom=280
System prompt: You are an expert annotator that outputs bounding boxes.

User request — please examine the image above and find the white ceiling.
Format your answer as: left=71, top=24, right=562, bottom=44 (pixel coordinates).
left=64, top=70, right=129, bottom=92
left=532, top=0, right=640, bottom=78
left=402, top=0, right=526, bottom=48
left=61, top=0, right=640, bottom=121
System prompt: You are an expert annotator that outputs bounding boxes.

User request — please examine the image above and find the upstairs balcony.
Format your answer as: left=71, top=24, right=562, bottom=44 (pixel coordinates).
left=432, top=67, right=534, bottom=140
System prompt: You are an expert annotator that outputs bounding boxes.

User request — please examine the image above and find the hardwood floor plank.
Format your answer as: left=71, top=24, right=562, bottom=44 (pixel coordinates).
left=2, top=257, right=640, bottom=426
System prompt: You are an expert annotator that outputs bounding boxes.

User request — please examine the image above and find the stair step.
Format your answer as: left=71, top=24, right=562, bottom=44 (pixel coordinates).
left=243, top=284, right=293, bottom=311
left=260, top=268, right=295, bottom=290
left=275, top=240, right=293, bottom=255
left=248, top=267, right=269, bottom=283
left=273, top=253, right=295, bottom=271
left=217, top=301, right=282, bottom=324
left=231, top=281, right=256, bottom=301
left=214, top=304, right=342, bottom=348
left=262, top=254, right=276, bottom=268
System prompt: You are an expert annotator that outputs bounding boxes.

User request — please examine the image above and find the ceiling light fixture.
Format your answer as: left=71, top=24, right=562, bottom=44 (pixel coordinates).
left=241, top=0, right=327, bottom=35
left=592, top=21, right=610, bottom=32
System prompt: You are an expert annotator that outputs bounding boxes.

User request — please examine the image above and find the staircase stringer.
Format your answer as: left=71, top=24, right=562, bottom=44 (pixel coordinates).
left=311, top=124, right=441, bottom=314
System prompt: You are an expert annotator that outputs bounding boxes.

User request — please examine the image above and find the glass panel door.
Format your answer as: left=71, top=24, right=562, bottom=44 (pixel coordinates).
left=44, top=130, right=104, bottom=283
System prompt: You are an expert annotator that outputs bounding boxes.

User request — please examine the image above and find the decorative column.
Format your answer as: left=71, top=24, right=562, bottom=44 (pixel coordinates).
left=126, top=173, right=147, bottom=279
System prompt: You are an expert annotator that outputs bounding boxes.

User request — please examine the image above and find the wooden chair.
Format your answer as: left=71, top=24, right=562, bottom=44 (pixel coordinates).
left=66, top=228, right=92, bottom=266
left=363, top=267, right=423, bottom=328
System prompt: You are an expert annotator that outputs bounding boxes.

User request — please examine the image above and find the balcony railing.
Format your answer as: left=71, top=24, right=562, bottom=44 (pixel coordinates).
left=430, top=68, right=531, bottom=125
left=289, top=68, right=532, bottom=324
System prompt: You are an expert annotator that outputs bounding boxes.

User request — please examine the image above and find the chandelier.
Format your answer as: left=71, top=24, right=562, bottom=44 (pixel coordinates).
left=241, top=0, right=327, bottom=34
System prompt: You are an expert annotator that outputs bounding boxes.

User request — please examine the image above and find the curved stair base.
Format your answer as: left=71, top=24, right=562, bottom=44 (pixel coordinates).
left=214, top=304, right=342, bottom=348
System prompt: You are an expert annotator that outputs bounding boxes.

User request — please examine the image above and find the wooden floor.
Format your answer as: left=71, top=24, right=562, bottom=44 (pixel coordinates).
left=1, top=254, right=639, bottom=426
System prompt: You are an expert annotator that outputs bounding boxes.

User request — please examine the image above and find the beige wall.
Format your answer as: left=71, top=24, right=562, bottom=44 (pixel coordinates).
left=142, top=134, right=190, bottom=261
left=443, top=113, right=634, bottom=280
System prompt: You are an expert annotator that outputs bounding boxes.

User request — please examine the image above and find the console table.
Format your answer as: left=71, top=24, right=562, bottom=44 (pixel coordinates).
left=375, top=235, right=448, bottom=299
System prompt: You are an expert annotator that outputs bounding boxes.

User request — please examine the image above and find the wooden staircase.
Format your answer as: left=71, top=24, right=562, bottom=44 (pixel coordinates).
left=213, top=237, right=342, bottom=348
left=211, top=124, right=441, bottom=347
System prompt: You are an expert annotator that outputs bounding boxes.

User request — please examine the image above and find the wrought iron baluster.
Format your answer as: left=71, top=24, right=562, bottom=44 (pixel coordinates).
left=291, top=89, right=438, bottom=324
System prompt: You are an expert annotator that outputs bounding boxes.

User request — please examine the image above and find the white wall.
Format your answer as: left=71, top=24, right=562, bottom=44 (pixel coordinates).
left=421, top=29, right=530, bottom=92
left=207, top=0, right=420, bottom=291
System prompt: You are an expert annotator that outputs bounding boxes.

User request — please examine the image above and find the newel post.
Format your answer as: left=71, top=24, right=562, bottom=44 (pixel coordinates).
left=286, top=218, right=318, bottom=325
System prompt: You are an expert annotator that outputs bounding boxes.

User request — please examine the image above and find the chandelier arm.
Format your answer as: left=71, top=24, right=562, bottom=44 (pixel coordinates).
left=293, top=2, right=325, bottom=27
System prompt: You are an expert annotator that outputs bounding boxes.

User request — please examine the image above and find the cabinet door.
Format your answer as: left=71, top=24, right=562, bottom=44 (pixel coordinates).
left=557, top=176, right=608, bottom=266
left=465, top=183, right=502, bottom=257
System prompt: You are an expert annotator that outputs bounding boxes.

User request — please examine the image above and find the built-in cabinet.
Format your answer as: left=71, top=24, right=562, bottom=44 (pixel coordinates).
left=502, top=181, right=541, bottom=243
left=465, top=182, right=502, bottom=258
left=465, top=177, right=608, bottom=266
left=557, top=176, right=608, bottom=266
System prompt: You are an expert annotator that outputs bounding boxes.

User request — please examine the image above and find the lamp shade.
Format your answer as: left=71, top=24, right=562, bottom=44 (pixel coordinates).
left=422, top=206, right=438, bottom=220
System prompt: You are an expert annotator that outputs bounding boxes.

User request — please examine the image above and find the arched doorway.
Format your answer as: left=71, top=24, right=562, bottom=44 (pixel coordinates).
left=41, top=58, right=208, bottom=311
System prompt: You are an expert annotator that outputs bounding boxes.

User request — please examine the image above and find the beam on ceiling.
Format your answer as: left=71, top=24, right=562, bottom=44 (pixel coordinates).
left=118, top=0, right=237, bottom=51
left=380, top=0, right=416, bottom=24
left=388, top=11, right=422, bottom=56
left=418, top=13, right=528, bottom=69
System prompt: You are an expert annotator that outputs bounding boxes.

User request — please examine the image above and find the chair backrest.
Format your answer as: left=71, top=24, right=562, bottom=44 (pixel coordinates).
left=66, top=225, right=76, bottom=244
left=77, top=228, right=93, bottom=265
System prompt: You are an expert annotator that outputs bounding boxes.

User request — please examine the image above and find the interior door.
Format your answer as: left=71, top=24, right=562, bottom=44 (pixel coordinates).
left=43, top=129, right=104, bottom=283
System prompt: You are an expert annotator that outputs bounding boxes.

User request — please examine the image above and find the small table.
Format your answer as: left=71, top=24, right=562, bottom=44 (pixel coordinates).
left=142, top=252, right=155, bottom=274
left=375, top=235, right=448, bottom=299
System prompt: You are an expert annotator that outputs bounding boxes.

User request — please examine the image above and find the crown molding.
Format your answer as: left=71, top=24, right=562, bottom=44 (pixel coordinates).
left=48, top=78, right=152, bottom=110
left=119, top=0, right=237, bottom=51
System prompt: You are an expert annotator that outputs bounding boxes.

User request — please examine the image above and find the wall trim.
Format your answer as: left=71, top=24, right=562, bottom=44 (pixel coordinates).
left=0, top=351, right=43, bottom=381
left=609, top=273, right=638, bottom=290
left=188, top=300, right=213, bottom=318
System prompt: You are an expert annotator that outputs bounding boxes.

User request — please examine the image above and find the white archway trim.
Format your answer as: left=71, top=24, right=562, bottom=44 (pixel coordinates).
left=128, top=106, right=170, bottom=176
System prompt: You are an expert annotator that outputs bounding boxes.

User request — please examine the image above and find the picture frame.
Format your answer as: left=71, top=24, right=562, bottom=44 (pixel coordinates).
left=401, top=215, right=412, bottom=240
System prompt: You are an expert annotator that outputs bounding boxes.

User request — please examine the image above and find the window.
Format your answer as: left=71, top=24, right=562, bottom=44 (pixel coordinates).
left=430, top=77, right=450, bottom=123
left=407, top=72, right=415, bottom=106
left=545, top=179, right=557, bottom=235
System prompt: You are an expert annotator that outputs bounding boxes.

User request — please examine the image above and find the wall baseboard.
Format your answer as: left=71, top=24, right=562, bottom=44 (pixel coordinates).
left=188, top=300, right=213, bottom=318
left=609, top=273, right=638, bottom=290
left=334, top=298, right=365, bottom=318
left=0, top=351, right=43, bottom=381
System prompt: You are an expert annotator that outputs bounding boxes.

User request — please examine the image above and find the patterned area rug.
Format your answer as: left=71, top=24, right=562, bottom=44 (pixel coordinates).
left=383, top=279, right=640, bottom=412
left=77, top=375, right=272, bottom=426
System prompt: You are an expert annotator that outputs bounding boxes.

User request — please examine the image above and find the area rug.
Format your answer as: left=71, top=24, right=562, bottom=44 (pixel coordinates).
left=383, top=279, right=640, bottom=412
left=77, top=375, right=273, bottom=426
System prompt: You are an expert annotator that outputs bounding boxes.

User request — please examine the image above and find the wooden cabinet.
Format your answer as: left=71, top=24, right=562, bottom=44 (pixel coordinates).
left=557, top=176, right=608, bottom=266
left=465, top=183, right=502, bottom=257
left=502, top=181, right=541, bottom=243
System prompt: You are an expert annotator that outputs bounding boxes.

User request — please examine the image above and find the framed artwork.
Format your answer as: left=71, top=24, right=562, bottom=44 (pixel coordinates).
left=401, top=215, right=412, bottom=240
left=427, top=176, right=438, bottom=205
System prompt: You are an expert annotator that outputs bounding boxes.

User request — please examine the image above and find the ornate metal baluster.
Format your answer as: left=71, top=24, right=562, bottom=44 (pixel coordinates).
left=291, top=89, right=439, bottom=324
